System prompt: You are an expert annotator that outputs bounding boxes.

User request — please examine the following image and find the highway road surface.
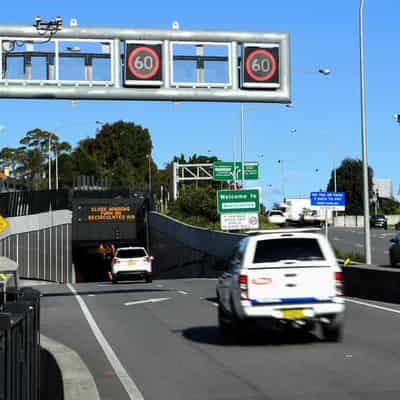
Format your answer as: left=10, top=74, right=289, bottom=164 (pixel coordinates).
left=329, top=227, right=397, bottom=266
left=39, top=278, right=400, bottom=400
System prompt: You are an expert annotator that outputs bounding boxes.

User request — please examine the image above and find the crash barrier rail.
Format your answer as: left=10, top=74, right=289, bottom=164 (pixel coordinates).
left=0, top=281, right=41, bottom=400
left=0, top=211, right=73, bottom=283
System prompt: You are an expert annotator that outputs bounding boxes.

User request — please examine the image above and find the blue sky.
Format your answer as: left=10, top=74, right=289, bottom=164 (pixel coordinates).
left=0, top=0, right=399, bottom=206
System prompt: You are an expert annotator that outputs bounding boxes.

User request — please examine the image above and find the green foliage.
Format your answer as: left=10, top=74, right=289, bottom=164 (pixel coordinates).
left=333, top=246, right=365, bottom=263
left=327, top=158, right=373, bottom=215
left=168, top=186, right=219, bottom=223
left=378, top=197, right=400, bottom=215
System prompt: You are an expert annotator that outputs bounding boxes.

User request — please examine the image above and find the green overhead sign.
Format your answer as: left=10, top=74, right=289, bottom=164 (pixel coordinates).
left=213, top=161, right=259, bottom=181
left=217, top=189, right=260, bottom=214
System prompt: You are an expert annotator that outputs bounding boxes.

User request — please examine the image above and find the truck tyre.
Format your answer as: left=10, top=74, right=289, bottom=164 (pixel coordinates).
left=322, top=321, right=343, bottom=342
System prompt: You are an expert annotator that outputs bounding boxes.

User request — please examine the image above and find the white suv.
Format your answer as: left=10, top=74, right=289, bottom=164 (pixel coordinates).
left=268, top=210, right=287, bottom=227
left=216, top=230, right=345, bottom=342
left=111, top=247, right=153, bottom=284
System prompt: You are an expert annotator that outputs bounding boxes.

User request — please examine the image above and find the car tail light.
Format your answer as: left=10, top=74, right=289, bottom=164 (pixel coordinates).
left=334, top=271, right=343, bottom=297
left=145, top=256, right=150, bottom=262
left=112, top=258, right=119, bottom=265
left=239, top=274, right=248, bottom=299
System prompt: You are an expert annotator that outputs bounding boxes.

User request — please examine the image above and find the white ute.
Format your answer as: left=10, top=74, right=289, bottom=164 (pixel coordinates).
left=216, top=230, right=345, bottom=342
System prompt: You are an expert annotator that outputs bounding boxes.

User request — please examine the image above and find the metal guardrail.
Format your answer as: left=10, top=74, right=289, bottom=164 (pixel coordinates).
left=0, top=284, right=41, bottom=400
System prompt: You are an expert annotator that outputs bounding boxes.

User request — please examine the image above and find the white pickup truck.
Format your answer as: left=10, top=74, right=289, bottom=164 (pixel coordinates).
left=216, top=230, right=345, bottom=343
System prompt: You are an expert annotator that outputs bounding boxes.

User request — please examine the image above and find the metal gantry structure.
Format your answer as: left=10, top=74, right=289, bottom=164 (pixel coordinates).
left=0, top=22, right=291, bottom=103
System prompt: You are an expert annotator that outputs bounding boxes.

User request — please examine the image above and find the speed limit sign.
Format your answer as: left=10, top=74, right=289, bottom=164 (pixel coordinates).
left=241, top=44, right=280, bottom=89
left=124, top=41, right=163, bottom=87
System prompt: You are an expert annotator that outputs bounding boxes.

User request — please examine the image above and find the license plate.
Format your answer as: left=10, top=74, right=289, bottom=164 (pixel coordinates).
left=128, top=261, right=136, bottom=266
left=282, top=309, right=305, bottom=319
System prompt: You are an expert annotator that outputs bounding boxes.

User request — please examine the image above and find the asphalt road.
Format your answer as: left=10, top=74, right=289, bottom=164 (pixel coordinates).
left=39, top=278, right=400, bottom=400
left=329, top=227, right=397, bottom=266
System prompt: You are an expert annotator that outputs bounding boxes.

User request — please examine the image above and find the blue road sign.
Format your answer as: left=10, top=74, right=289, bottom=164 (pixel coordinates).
left=310, top=192, right=346, bottom=207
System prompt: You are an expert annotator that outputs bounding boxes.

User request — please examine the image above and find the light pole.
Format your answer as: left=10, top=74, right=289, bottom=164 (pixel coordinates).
left=359, top=0, right=372, bottom=264
left=277, top=159, right=285, bottom=201
left=240, top=104, right=245, bottom=189
left=48, top=134, right=52, bottom=190
left=146, top=154, right=152, bottom=192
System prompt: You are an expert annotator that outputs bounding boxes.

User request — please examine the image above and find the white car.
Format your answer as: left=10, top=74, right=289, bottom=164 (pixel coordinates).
left=111, top=247, right=154, bottom=284
left=216, top=230, right=345, bottom=343
left=268, top=210, right=287, bottom=227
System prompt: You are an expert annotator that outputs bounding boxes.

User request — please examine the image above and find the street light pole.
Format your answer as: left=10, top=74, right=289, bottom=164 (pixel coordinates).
left=240, top=103, right=245, bottom=188
left=147, top=154, right=152, bottom=192
left=48, top=134, right=52, bottom=190
left=278, top=160, right=285, bottom=201
left=359, top=0, right=372, bottom=264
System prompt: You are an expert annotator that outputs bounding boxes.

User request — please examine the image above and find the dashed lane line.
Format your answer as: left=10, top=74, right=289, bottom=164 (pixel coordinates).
left=346, top=298, right=400, bottom=315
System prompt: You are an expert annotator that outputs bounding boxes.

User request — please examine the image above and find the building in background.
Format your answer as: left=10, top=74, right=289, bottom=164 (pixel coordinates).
left=373, top=179, right=393, bottom=199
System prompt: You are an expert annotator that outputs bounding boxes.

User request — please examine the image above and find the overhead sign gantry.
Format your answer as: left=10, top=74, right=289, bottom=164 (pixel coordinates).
left=0, top=18, right=291, bottom=103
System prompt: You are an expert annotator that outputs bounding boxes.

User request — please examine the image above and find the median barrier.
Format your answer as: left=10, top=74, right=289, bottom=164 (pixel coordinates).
left=343, top=264, right=400, bottom=303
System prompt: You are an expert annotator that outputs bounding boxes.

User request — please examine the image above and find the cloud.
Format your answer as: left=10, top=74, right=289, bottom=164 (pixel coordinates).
left=0, top=125, right=5, bottom=133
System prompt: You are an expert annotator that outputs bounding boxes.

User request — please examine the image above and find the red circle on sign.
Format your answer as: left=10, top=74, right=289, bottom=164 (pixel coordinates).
left=245, top=49, right=277, bottom=82
left=127, top=46, right=160, bottom=80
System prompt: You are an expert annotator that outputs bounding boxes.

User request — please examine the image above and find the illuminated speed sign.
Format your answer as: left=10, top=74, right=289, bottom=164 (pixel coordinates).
left=241, top=44, right=280, bottom=89
left=124, top=41, right=163, bottom=87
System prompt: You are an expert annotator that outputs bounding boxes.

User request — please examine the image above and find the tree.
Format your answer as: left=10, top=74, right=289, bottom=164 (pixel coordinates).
left=70, top=121, right=153, bottom=189
left=326, top=158, right=373, bottom=215
left=168, top=186, right=218, bottom=225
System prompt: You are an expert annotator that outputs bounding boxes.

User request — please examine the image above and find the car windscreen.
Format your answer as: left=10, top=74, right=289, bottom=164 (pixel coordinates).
left=253, top=238, right=325, bottom=263
left=116, top=249, right=146, bottom=258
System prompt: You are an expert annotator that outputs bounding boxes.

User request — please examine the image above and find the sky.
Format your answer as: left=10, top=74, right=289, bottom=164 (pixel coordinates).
left=0, top=0, right=399, bottom=207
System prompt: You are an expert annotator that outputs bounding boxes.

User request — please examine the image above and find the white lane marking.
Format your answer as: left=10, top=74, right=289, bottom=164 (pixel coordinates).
left=97, top=284, right=112, bottom=287
left=333, top=237, right=340, bottom=241
left=124, top=297, right=170, bottom=306
left=355, top=243, right=363, bottom=248
left=212, top=302, right=218, bottom=307
left=384, top=251, right=389, bottom=255
left=156, top=284, right=164, bottom=288
left=178, top=290, right=188, bottom=295
left=88, top=294, right=96, bottom=297
left=346, top=298, right=400, bottom=315
left=67, top=284, right=144, bottom=400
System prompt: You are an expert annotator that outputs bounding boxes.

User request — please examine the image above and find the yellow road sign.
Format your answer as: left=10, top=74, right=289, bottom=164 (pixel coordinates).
left=0, top=214, right=8, bottom=233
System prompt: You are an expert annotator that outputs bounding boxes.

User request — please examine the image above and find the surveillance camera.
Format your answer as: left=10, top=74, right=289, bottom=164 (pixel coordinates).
left=172, top=21, right=180, bottom=30
left=70, top=18, right=78, bottom=27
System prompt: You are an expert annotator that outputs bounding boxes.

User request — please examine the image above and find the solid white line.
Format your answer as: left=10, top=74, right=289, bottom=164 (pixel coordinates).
left=178, top=290, right=188, bottom=295
left=67, top=284, right=144, bottom=400
left=346, top=298, right=400, bottom=315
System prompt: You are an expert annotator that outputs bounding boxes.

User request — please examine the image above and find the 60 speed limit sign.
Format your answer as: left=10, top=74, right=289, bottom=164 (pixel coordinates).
left=124, top=42, right=163, bottom=87
left=242, top=45, right=280, bottom=89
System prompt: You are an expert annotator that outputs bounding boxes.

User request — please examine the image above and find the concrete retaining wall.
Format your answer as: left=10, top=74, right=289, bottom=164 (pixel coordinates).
left=149, top=212, right=243, bottom=279
left=334, top=214, right=400, bottom=228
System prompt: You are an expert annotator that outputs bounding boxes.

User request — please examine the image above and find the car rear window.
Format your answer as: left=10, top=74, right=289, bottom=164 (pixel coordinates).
left=253, top=238, right=325, bottom=263
left=116, top=249, right=146, bottom=258
left=269, top=212, right=281, bottom=216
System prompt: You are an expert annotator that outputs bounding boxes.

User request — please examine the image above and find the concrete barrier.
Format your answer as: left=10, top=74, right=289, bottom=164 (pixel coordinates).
left=343, top=264, right=400, bottom=303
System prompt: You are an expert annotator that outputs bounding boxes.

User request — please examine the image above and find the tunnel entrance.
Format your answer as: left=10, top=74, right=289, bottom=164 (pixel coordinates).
left=71, top=190, right=151, bottom=282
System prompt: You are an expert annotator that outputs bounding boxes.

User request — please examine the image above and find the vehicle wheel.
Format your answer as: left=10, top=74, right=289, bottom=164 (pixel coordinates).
left=232, top=317, right=250, bottom=344
left=145, top=274, right=153, bottom=283
left=390, top=256, right=397, bottom=267
left=322, top=321, right=343, bottom=342
left=218, top=305, right=233, bottom=341
left=111, top=276, right=118, bottom=284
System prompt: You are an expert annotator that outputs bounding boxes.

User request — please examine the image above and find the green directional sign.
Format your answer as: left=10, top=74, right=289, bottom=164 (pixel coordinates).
left=217, top=189, right=260, bottom=214
left=213, top=161, right=259, bottom=181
